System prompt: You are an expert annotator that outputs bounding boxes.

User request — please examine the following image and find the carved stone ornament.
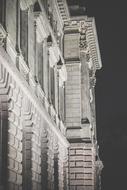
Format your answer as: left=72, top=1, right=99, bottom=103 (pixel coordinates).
left=90, top=76, right=96, bottom=88
left=86, top=52, right=91, bottom=62
left=49, top=46, right=59, bottom=67
left=20, top=0, right=37, bottom=10
left=79, top=21, right=89, bottom=52
left=35, top=14, right=49, bottom=43
left=79, top=33, right=88, bottom=51
left=58, top=64, right=67, bottom=87
left=90, top=89, right=93, bottom=103
left=0, top=24, right=6, bottom=47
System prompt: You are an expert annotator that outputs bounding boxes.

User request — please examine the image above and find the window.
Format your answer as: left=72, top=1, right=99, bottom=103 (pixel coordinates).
left=50, top=66, right=55, bottom=107
left=37, top=42, right=44, bottom=89
left=0, top=0, right=6, bottom=26
left=20, top=9, right=28, bottom=64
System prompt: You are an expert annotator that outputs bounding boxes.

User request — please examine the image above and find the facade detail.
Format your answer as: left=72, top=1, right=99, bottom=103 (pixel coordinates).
left=0, top=1, right=103, bottom=190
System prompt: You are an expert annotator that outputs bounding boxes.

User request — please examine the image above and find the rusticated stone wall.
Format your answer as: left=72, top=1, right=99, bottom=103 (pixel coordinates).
left=69, top=143, right=95, bottom=190
left=0, top=47, right=69, bottom=190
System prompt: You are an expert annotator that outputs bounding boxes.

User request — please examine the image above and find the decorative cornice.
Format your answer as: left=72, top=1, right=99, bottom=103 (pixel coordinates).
left=64, top=17, right=102, bottom=70
left=86, top=18, right=102, bottom=70
left=55, top=0, right=70, bottom=23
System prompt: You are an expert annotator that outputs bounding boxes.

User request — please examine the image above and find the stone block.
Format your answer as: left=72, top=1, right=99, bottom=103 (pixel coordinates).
left=7, top=182, right=15, bottom=190
left=16, top=174, right=22, bottom=185
left=70, top=155, right=84, bottom=161
left=70, top=161, right=75, bottom=167
left=84, top=161, right=92, bottom=167
left=83, top=173, right=93, bottom=179
left=18, top=163, right=22, bottom=174
left=76, top=161, right=84, bottom=167
left=16, top=151, right=22, bottom=162
left=85, top=155, right=92, bottom=161
left=70, top=173, right=75, bottom=179
left=8, top=158, right=15, bottom=170
left=84, top=167, right=92, bottom=173
left=76, top=149, right=83, bottom=155
left=70, top=179, right=85, bottom=186
left=84, top=180, right=93, bottom=186
left=14, top=161, right=19, bottom=171
left=76, top=173, right=85, bottom=179
left=8, top=133, right=15, bottom=146
left=70, top=186, right=76, bottom=190
left=8, top=146, right=17, bottom=159
left=69, top=149, right=75, bottom=155
left=84, top=149, right=92, bottom=155
left=8, top=170, right=17, bottom=183
left=76, top=186, right=86, bottom=190
left=70, top=167, right=85, bottom=173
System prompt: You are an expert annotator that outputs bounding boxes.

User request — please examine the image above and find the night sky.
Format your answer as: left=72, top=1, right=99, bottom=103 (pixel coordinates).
left=67, top=0, right=127, bottom=190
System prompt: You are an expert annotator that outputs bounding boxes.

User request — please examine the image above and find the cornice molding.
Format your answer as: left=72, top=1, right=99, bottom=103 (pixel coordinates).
left=86, top=18, right=102, bottom=70
left=64, top=17, right=102, bottom=70
left=55, top=0, right=70, bottom=23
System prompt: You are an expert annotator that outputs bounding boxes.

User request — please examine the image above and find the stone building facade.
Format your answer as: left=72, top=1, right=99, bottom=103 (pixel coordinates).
left=0, top=0, right=103, bottom=190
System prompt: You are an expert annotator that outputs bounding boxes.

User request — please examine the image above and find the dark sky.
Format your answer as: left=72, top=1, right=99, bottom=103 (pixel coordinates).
left=67, top=0, right=127, bottom=190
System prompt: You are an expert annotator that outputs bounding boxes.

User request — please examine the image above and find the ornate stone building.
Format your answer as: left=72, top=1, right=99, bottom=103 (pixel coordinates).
left=0, top=0, right=103, bottom=190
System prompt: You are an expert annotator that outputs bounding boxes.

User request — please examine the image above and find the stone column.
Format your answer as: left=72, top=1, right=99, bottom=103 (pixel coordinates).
left=41, top=127, right=48, bottom=190
left=54, top=139, right=59, bottom=190
left=58, top=143, right=65, bottom=190
left=31, top=109, right=42, bottom=190
left=47, top=130, right=55, bottom=190
left=22, top=97, right=42, bottom=190
left=22, top=98, right=33, bottom=190
left=63, top=148, right=69, bottom=190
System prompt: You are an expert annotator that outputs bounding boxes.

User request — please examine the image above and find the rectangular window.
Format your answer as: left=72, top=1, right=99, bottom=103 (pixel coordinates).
left=20, top=9, right=28, bottom=64
left=50, top=67, right=55, bottom=107
left=0, top=0, right=6, bottom=27
left=37, top=42, right=44, bottom=89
